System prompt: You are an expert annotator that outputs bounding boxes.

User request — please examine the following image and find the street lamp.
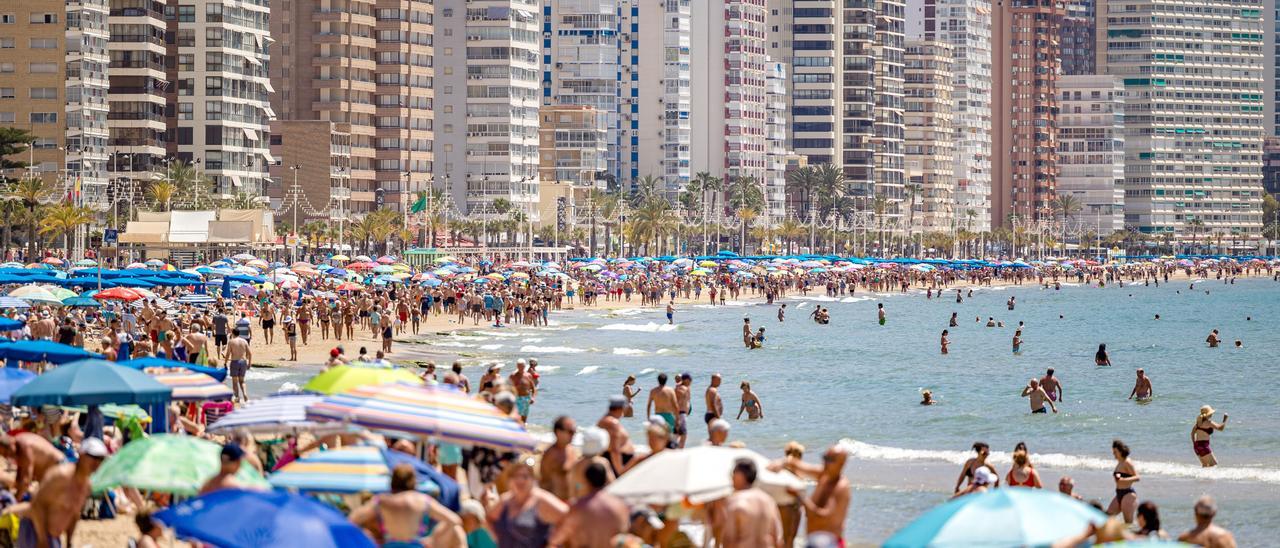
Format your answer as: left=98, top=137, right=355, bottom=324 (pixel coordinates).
left=289, top=164, right=301, bottom=262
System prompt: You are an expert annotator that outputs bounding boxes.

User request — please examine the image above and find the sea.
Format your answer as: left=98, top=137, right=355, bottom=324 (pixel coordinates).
left=255, top=276, right=1280, bottom=545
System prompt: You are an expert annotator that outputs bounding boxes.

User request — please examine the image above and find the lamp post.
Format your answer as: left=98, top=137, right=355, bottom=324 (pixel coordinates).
left=289, top=164, right=300, bottom=262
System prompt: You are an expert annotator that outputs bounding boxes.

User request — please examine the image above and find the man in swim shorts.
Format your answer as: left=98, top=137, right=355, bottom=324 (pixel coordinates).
left=673, top=373, right=692, bottom=447
left=508, top=359, right=536, bottom=422
left=646, top=373, right=678, bottom=432
left=1020, top=378, right=1057, bottom=414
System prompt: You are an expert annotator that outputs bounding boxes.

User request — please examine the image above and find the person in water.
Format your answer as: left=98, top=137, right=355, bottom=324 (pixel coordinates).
left=1012, top=329, right=1023, bottom=354
left=737, top=381, right=764, bottom=420
left=1205, top=329, right=1221, bottom=348
left=920, top=390, right=935, bottom=406
left=1128, top=369, right=1153, bottom=401
left=940, top=330, right=950, bottom=355
left=1020, top=378, right=1058, bottom=414
left=953, top=442, right=999, bottom=492
left=877, top=303, right=886, bottom=326
left=1108, top=439, right=1140, bottom=524
left=1039, top=368, right=1062, bottom=402
left=1095, top=344, right=1112, bottom=366
left=1192, top=406, right=1228, bottom=467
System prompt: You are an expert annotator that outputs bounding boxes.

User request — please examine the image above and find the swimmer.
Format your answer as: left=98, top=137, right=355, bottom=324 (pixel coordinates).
left=1020, top=378, right=1058, bottom=414
left=877, top=303, right=886, bottom=326
left=1205, top=329, right=1220, bottom=348
left=1095, top=344, right=1112, bottom=366
left=1012, top=330, right=1022, bottom=354
left=949, top=312, right=958, bottom=327
left=1040, top=368, right=1062, bottom=402
left=1007, top=296, right=1015, bottom=310
left=1128, top=369, right=1152, bottom=401
left=920, top=390, right=935, bottom=406
left=1234, top=340, right=1242, bottom=348
left=997, top=321, right=1005, bottom=328
left=777, top=304, right=785, bottom=322
left=940, top=330, right=950, bottom=355
left=985, top=317, right=996, bottom=327
left=1059, top=314, right=1064, bottom=319
left=1154, top=314, right=1160, bottom=320
left=956, top=290, right=963, bottom=303
left=666, top=301, right=675, bottom=325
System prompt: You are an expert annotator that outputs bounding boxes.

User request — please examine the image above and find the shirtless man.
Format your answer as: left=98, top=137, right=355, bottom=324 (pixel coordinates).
left=777, top=304, right=785, bottom=322
left=0, top=432, right=66, bottom=502
left=673, top=373, right=692, bottom=448
left=1039, top=368, right=1063, bottom=402
left=704, top=373, right=724, bottom=425
left=645, top=373, right=678, bottom=433
left=788, top=446, right=852, bottom=543
left=183, top=329, right=208, bottom=364
left=509, top=360, right=537, bottom=422
left=1021, top=378, right=1058, bottom=414
left=720, top=459, right=783, bottom=547
left=598, top=396, right=636, bottom=476
left=1177, top=496, right=1236, bottom=548
left=547, top=461, right=629, bottom=548
left=539, top=416, right=578, bottom=501
left=350, top=464, right=464, bottom=548
left=21, top=437, right=106, bottom=548
left=225, top=332, right=252, bottom=403
left=1128, top=369, right=1153, bottom=401
left=1206, top=329, right=1221, bottom=348
left=198, top=443, right=250, bottom=495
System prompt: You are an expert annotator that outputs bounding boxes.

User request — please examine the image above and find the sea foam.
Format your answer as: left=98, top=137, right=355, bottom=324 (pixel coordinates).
left=575, top=365, right=600, bottom=375
left=598, top=322, right=678, bottom=333
left=612, top=347, right=649, bottom=356
left=519, top=345, right=589, bottom=354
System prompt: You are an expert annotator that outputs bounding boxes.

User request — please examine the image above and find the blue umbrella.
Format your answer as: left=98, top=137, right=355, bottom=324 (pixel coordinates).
left=0, top=317, right=21, bottom=330
left=0, top=340, right=103, bottom=364
left=111, top=278, right=156, bottom=288
left=155, top=489, right=375, bottom=548
left=10, top=359, right=171, bottom=406
left=884, top=489, right=1107, bottom=548
left=0, top=297, right=30, bottom=309
left=117, top=357, right=227, bottom=383
left=61, top=296, right=102, bottom=308
left=268, top=445, right=442, bottom=496
left=0, top=367, right=35, bottom=403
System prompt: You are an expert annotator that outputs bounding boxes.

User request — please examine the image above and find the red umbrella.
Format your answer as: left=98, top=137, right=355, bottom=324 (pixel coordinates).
left=335, top=282, right=364, bottom=291
left=345, top=262, right=377, bottom=271
left=93, top=287, right=144, bottom=302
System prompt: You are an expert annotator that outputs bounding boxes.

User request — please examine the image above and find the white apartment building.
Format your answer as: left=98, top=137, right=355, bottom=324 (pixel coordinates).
left=764, top=60, right=788, bottom=224
left=692, top=0, right=768, bottom=190
left=904, top=39, right=954, bottom=233
left=67, top=0, right=111, bottom=206
left=766, top=0, right=838, bottom=168
left=619, top=0, right=690, bottom=192
left=175, top=0, right=273, bottom=197
left=1057, top=75, right=1124, bottom=235
left=542, top=0, right=618, bottom=179
left=436, top=0, right=541, bottom=220
left=906, top=0, right=991, bottom=232
left=1098, top=0, right=1265, bottom=242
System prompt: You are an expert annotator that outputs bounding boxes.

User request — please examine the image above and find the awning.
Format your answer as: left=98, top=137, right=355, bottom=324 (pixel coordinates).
left=260, top=151, right=275, bottom=164
left=242, top=55, right=261, bottom=67
left=263, top=81, right=275, bottom=94
left=263, top=105, right=276, bottom=119
left=231, top=175, right=243, bottom=188
left=253, top=34, right=263, bottom=48
left=243, top=128, right=260, bottom=141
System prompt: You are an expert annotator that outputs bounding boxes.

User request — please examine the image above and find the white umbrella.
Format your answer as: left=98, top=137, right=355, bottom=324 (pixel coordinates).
left=8, top=285, right=63, bottom=305
left=606, top=446, right=804, bottom=505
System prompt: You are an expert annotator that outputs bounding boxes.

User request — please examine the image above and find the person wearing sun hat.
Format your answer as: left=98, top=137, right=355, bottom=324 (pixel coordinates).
left=1193, top=405, right=1228, bottom=467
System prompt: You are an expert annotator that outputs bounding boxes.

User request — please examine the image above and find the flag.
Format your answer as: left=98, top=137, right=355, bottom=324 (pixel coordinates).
left=410, top=191, right=427, bottom=214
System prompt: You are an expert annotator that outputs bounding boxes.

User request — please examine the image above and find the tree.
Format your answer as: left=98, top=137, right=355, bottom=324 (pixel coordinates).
left=219, top=192, right=264, bottom=210
left=726, top=176, right=764, bottom=254
left=491, top=198, right=512, bottom=246
left=157, top=159, right=216, bottom=210
left=7, top=178, right=58, bottom=257
left=0, top=127, right=33, bottom=177
left=1051, top=194, right=1083, bottom=254
left=38, top=204, right=94, bottom=252
left=147, top=181, right=177, bottom=212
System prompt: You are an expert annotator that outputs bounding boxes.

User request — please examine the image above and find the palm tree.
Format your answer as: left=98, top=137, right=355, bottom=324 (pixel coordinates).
left=219, top=192, right=263, bottom=210
left=491, top=198, right=512, bottom=246
left=725, top=176, right=764, bottom=254
left=156, top=159, right=216, bottom=210
left=1051, top=194, right=1083, bottom=254
left=7, top=178, right=58, bottom=257
left=690, top=171, right=719, bottom=254
left=147, top=181, right=177, bottom=212
left=595, top=191, right=623, bottom=257
left=785, top=166, right=819, bottom=251
left=38, top=204, right=94, bottom=252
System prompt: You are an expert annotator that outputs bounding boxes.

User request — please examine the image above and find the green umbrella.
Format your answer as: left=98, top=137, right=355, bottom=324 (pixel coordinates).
left=57, top=404, right=150, bottom=422
left=301, top=364, right=423, bottom=395
left=91, top=434, right=269, bottom=495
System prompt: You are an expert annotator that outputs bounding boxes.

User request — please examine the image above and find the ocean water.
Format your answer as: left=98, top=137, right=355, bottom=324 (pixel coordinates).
left=256, top=277, right=1280, bottom=544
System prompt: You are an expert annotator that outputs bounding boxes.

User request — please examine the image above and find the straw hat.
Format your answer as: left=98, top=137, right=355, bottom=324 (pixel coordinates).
left=1199, top=405, right=1215, bottom=419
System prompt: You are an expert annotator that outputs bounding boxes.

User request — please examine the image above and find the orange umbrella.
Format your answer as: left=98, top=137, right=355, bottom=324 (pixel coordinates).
left=93, top=287, right=145, bottom=302
left=336, top=282, right=364, bottom=291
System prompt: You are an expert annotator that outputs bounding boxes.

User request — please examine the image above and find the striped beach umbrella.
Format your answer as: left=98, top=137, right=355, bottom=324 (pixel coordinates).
left=268, top=445, right=440, bottom=494
left=144, top=368, right=232, bottom=401
left=301, top=364, right=421, bottom=395
left=0, top=297, right=30, bottom=309
left=306, top=383, right=537, bottom=451
left=207, top=394, right=330, bottom=434
left=175, top=294, right=217, bottom=305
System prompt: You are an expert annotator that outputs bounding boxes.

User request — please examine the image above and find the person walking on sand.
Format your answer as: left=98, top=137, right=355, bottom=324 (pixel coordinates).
left=1192, top=406, right=1228, bottom=467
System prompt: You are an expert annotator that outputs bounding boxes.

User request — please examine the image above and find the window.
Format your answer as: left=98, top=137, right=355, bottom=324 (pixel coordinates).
left=30, top=87, right=56, bottom=99
left=205, top=3, right=223, bottom=21
left=205, top=100, right=222, bottom=120
left=0, top=15, right=13, bottom=24
left=29, top=13, right=57, bottom=24
left=0, top=112, right=13, bottom=123
left=0, top=38, right=12, bottom=48
left=205, top=28, right=223, bottom=47
left=178, top=102, right=193, bottom=120
left=29, top=63, right=56, bottom=74
left=178, top=54, right=193, bottom=71
left=177, top=5, right=195, bottom=22
left=0, top=88, right=11, bottom=99
left=29, top=112, right=56, bottom=124
left=176, top=127, right=193, bottom=145
left=32, top=138, right=56, bottom=149
left=29, top=38, right=56, bottom=49
left=0, top=63, right=12, bottom=73
left=205, top=76, right=222, bottom=94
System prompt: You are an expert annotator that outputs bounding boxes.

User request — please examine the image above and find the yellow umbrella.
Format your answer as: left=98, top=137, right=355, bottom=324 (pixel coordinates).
left=509, top=272, right=530, bottom=279
left=698, top=260, right=717, bottom=268
left=331, top=254, right=350, bottom=261
left=485, top=273, right=505, bottom=280
left=689, top=269, right=709, bottom=276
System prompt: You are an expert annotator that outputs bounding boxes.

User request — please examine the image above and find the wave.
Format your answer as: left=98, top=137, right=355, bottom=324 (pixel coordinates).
left=837, top=438, right=1280, bottom=484
left=246, top=370, right=289, bottom=381
left=612, top=347, right=649, bottom=356
left=430, top=341, right=473, bottom=348
left=521, top=337, right=544, bottom=343
left=611, top=308, right=646, bottom=316
left=477, top=330, right=521, bottom=338
left=598, top=322, right=678, bottom=333
left=535, top=365, right=561, bottom=372
left=519, top=345, right=589, bottom=354
left=536, top=325, right=578, bottom=331
left=638, top=368, right=656, bottom=376
left=793, top=295, right=839, bottom=302
left=575, top=365, right=600, bottom=376
left=656, top=348, right=671, bottom=354
left=478, top=344, right=504, bottom=350
left=840, top=296, right=873, bottom=303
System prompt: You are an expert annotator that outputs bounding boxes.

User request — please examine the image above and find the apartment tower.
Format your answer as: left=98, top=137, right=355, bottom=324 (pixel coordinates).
left=618, top=0, right=691, bottom=191
left=106, top=0, right=166, bottom=207
left=904, top=39, right=955, bottom=232
left=542, top=0, right=619, bottom=179
left=1056, top=74, right=1124, bottom=234
left=1099, top=0, right=1265, bottom=242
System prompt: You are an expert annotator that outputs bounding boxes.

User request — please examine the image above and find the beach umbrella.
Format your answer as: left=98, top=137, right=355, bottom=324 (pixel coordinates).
left=0, top=317, right=22, bottom=330
left=306, top=383, right=537, bottom=451
left=353, top=255, right=373, bottom=262
left=269, top=445, right=442, bottom=495
left=301, top=364, right=422, bottom=395
left=44, top=287, right=76, bottom=300
left=155, top=489, right=375, bottom=548
left=58, top=403, right=150, bottom=422
left=144, top=259, right=166, bottom=267
left=206, top=394, right=330, bottom=434
left=335, top=282, right=364, bottom=292
left=90, top=434, right=268, bottom=495
left=8, top=285, right=62, bottom=305
left=176, top=294, right=217, bottom=305
left=376, top=256, right=396, bottom=264
left=0, top=341, right=103, bottom=364
left=41, top=257, right=63, bottom=266
left=0, top=367, right=35, bottom=403
left=124, top=262, right=147, bottom=269
left=372, top=265, right=394, bottom=274
left=93, top=287, right=143, bottom=302
left=0, top=297, right=30, bottom=309
left=117, top=357, right=227, bottom=383
left=235, top=284, right=258, bottom=297
left=231, top=253, right=257, bottom=262
left=61, top=296, right=101, bottom=308
left=606, top=446, right=804, bottom=506
left=11, top=359, right=167, bottom=406
left=883, top=489, right=1107, bottom=548
left=143, top=368, right=232, bottom=401
left=330, top=254, right=350, bottom=262
left=73, top=259, right=97, bottom=267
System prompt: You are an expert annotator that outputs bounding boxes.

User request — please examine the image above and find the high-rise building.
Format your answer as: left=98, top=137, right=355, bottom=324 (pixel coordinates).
left=435, top=0, right=541, bottom=220
left=542, top=0, right=619, bottom=178
left=766, top=0, right=838, bottom=167
left=992, top=0, right=1064, bottom=227
left=871, top=0, right=907, bottom=232
left=1099, top=0, right=1265, bottom=242
left=619, top=0, right=690, bottom=191
left=764, top=60, right=789, bottom=223
left=1, top=0, right=111, bottom=204
left=905, top=0, right=992, bottom=232
left=173, top=0, right=273, bottom=197
left=270, top=0, right=434, bottom=217
left=1059, top=0, right=1094, bottom=76
left=692, top=0, right=769, bottom=193
left=904, top=39, right=954, bottom=233
left=538, top=104, right=607, bottom=187
left=106, top=0, right=167, bottom=205
left=1056, top=75, right=1124, bottom=234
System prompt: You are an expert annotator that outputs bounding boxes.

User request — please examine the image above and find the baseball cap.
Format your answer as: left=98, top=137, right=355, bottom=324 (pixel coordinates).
left=631, top=508, right=663, bottom=530
left=80, top=437, right=108, bottom=459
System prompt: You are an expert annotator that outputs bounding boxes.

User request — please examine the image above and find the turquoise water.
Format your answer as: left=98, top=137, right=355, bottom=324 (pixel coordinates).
left=432, top=277, right=1280, bottom=544
left=253, top=277, right=1280, bottom=543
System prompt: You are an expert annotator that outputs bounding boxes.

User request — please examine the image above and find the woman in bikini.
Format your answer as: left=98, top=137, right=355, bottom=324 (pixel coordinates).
left=1095, top=343, right=1112, bottom=366
left=621, top=376, right=640, bottom=418
left=1193, top=405, right=1228, bottom=467
left=736, top=381, right=764, bottom=420
left=953, top=442, right=999, bottom=493
left=1107, top=439, right=1140, bottom=524
left=1005, top=449, right=1042, bottom=488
